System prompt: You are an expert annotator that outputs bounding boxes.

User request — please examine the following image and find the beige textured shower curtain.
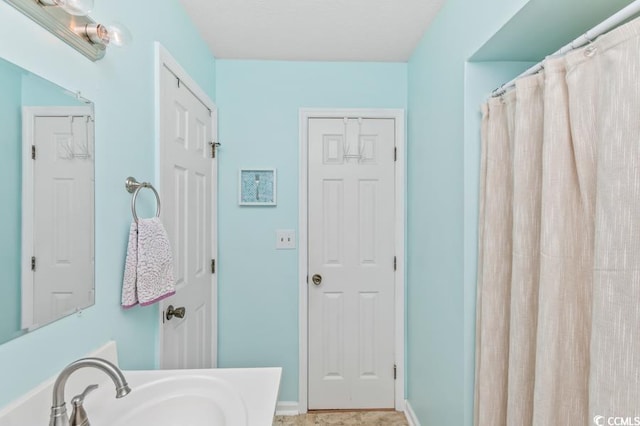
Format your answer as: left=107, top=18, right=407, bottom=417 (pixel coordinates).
left=475, top=18, right=640, bottom=426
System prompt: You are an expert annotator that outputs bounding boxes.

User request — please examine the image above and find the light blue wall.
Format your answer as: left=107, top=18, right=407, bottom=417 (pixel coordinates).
left=0, top=59, right=24, bottom=345
left=471, top=0, right=636, bottom=61
left=0, top=0, right=215, bottom=408
left=215, top=60, right=407, bottom=401
left=406, top=0, right=532, bottom=424
left=21, top=72, right=85, bottom=107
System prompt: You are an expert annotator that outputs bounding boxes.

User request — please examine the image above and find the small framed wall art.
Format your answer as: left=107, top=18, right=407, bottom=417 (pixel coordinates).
left=239, top=169, right=277, bottom=206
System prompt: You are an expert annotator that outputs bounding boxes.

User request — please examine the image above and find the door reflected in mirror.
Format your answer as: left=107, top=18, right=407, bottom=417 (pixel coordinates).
left=0, top=55, right=94, bottom=345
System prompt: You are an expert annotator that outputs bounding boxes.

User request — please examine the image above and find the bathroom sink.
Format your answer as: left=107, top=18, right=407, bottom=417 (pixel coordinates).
left=85, top=368, right=281, bottom=426
left=89, top=373, right=247, bottom=425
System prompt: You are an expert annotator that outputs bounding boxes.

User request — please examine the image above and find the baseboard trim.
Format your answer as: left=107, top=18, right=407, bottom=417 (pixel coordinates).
left=276, top=401, right=300, bottom=416
left=405, top=400, right=421, bottom=426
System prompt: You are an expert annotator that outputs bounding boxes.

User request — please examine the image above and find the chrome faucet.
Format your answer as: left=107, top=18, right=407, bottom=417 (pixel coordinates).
left=49, top=357, right=131, bottom=426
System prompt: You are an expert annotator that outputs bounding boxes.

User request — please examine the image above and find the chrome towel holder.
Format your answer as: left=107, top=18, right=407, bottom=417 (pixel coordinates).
left=125, top=176, right=161, bottom=223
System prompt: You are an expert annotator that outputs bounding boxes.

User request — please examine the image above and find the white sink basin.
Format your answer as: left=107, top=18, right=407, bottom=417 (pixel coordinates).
left=85, top=368, right=281, bottom=426
left=91, top=374, right=248, bottom=425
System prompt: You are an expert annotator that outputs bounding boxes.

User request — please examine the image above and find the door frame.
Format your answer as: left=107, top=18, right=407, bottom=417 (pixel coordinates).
left=298, top=108, right=406, bottom=412
left=154, top=42, right=218, bottom=368
left=21, top=106, right=94, bottom=330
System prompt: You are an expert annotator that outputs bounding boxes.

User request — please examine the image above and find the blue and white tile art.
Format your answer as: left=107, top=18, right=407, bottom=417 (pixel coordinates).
left=240, top=169, right=276, bottom=205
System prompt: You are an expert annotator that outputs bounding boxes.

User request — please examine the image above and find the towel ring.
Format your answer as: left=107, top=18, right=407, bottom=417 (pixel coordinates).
left=125, top=176, right=161, bottom=223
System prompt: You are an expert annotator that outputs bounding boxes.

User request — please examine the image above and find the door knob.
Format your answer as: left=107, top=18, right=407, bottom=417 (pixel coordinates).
left=166, top=305, right=186, bottom=320
left=312, top=274, right=322, bottom=286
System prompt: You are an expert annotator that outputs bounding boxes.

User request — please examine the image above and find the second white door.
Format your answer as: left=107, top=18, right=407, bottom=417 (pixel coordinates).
left=308, top=117, right=396, bottom=409
left=26, top=108, right=94, bottom=329
left=159, top=64, right=216, bottom=369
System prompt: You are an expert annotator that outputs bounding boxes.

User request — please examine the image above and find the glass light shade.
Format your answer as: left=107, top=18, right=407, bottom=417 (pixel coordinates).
left=105, top=22, right=132, bottom=47
left=57, top=0, right=94, bottom=16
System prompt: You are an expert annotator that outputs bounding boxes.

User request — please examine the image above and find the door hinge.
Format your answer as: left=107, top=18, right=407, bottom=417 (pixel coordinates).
left=394, top=147, right=397, bottom=162
left=394, top=364, right=397, bottom=380
left=211, top=259, right=216, bottom=274
left=31, top=256, right=36, bottom=271
left=306, top=275, right=309, bottom=284
left=393, top=256, right=397, bottom=271
left=31, top=145, right=36, bottom=160
left=210, top=141, right=221, bottom=158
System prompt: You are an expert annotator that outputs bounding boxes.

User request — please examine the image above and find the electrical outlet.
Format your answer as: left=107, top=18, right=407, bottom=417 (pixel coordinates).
left=276, top=229, right=296, bottom=249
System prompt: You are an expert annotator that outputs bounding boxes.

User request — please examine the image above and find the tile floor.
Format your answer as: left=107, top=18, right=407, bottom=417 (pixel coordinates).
left=273, top=411, right=409, bottom=425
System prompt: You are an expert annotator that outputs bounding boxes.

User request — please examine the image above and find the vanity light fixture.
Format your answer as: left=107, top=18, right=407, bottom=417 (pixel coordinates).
left=38, top=0, right=94, bottom=16
left=80, top=22, right=132, bottom=47
left=4, top=0, right=131, bottom=61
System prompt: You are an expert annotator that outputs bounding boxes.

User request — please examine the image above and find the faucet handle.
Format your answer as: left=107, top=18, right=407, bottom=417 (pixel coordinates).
left=72, top=384, right=98, bottom=405
left=69, top=384, right=98, bottom=426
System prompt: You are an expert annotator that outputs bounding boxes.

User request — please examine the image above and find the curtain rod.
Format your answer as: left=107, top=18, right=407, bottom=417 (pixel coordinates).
left=491, top=0, right=640, bottom=97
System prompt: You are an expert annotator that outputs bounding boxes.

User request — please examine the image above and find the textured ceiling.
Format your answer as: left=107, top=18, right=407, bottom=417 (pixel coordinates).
left=178, top=0, right=445, bottom=62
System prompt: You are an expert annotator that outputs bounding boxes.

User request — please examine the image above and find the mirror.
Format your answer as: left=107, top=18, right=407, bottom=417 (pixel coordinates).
left=0, top=55, right=94, bottom=346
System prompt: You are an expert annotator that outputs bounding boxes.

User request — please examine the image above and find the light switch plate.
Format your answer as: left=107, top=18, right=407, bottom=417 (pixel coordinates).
left=276, top=229, right=296, bottom=249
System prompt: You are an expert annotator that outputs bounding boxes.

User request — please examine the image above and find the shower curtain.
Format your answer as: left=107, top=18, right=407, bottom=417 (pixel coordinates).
left=475, top=17, right=640, bottom=426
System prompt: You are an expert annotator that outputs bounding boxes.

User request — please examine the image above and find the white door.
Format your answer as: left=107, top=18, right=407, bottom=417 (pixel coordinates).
left=159, top=64, right=216, bottom=369
left=308, top=117, right=396, bottom=409
left=27, top=110, right=94, bottom=329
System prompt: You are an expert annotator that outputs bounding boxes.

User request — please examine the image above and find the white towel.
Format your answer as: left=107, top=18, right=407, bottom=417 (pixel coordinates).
left=122, top=217, right=175, bottom=308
